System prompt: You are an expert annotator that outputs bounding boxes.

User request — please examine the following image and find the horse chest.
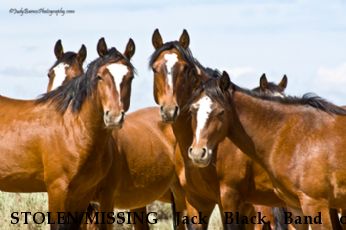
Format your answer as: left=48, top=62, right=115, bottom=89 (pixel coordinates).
left=183, top=165, right=219, bottom=199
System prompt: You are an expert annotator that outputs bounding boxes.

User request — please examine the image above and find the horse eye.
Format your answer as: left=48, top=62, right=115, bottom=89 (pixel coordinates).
left=217, top=110, right=225, bottom=117
left=97, top=76, right=103, bottom=81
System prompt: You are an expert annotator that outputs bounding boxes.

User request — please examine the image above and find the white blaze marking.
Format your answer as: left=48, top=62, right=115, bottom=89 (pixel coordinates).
left=106, top=63, right=129, bottom=103
left=51, top=63, right=69, bottom=90
left=164, top=53, right=178, bottom=89
left=195, top=96, right=213, bottom=144
left=272, top=92, right=285, bottom=98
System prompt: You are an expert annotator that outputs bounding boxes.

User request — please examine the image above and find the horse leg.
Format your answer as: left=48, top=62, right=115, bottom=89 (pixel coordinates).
left=130, top=207, right=150, bottom=230
left=47, top=180, right=69, bottom=230
left=170, top=179, right=187, bottom=230
left=185, top=196, right=214, bottom=230
left=272, top=207, right=288, bottom=230
left=60, top=191, right=96, bottom=230
left=286, top=206, right=309, bottom=230
left=175, top=198, right=188, bottom=230
left=253, top=205, right=273, bottom=230
left=341, top=209, right=346, bottom=230
left=219, top=188, right=248, bottom=230
left=330, top=208, right=342, bottom=230
left=82, top=202, right=101, bottom=230
left=299, top=194, right=332, bottom=230
left=241, top=203, right=257, bottom=230
left=94, top=188, right=115, bottom=230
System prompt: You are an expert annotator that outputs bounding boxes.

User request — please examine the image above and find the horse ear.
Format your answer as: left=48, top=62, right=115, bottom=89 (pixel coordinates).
left=179, top=29, right=190, bottom=49
left=54, top=39, right=64, bottom=60
left=97, top=37, right=108, bottom=57
left=220, top=71, right=231, bottom=91
left=260, top=73, right=268, bottom=90
left=190, top=67, right=202, bottom=89
left=152, top=29, right=163, bottom=49
left=77, top=44, right=87, bottom=64
left=124, top=38, right=135, bottom=60
left=279, top=74, right=288, bottom=89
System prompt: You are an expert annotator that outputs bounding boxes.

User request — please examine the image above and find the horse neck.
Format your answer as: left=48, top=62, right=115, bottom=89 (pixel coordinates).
left=228, top=90, right=287, bottom=168
left=73, top=92, right=110, bottom=146
left=173, top=70, right=199, bottom=153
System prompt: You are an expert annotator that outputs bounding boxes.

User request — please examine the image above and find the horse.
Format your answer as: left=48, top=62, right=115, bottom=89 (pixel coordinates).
left=88, top=38, right=186, bottom=230
left=187, top=71, right=346, bottom=229
left=0, top=39, right=134, bottom=230
left=252, top=73, right=287, bottom=97
left=150, top=28, right=291, bottom=230
left=47, top=39, right=86, bottom=92
left=46, top=38, right=185, bottom=230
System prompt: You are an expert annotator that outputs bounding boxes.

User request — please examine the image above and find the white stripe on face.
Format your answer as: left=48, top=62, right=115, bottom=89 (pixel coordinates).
left=272, top=92, right=285, bottom=98
left=164, top=53, right=178, bottom=90
left=195, top=95, right=213, bottom=144
left=106, top=63, right=129, bottom=103
left=51, top=63, right=69, bottom=90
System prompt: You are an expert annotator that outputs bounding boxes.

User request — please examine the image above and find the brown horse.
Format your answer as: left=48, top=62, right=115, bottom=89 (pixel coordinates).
left=188, top=71, right=346, bottom=229
left=47, top=39, right=86, bottom=92
left=150, top=28, right=291, bottom=230
left=46, top=38, right=184, bottom=230
left=0, top=39, right=134, bottom=230
left=82, top=38, right=186, bottom=230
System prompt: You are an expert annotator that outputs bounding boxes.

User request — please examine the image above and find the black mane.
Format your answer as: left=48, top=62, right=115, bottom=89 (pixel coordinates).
left=189, top=76, right=346, bottom=115
left=234, top=86, right=346, bottom=115
left=252, top=82, right=284, bottom=95
left=49, top=52, right=79, bottom=70
left=149, top=41, right=203, bottom=70
left=204, top=67, right=222, bottom=79
left=38, top=48, right=134, bottom=113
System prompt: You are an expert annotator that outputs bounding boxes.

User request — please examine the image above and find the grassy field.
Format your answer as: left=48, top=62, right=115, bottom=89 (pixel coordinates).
left=0, top=192, right=223, bottom=230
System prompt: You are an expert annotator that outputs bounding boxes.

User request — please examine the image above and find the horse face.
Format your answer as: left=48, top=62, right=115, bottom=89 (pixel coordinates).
left=47, top=40, right=86, bottom=92
left=152, top=50, right=189, bottom=122
left=151, top=29, right=192, bottom=123
left=188, top=92, right=228, bottom=167
left=188, top=71, right=232, bottom=167
left=252, top=73, right=288, bottom=97
left=188, top=71, right=289, bottom=167
left=96, top=38, right=135, bottom=129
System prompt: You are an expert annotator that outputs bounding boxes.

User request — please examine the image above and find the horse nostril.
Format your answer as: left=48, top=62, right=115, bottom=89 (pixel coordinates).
left=120, top=111, right=125, bottom=121
left=173, top=106, right=179, bottom=117
left=105, top=111, right=110, bottom=116
left=188, top=147, right=193, bottom=154
left=160, top=106, right=164, bottom=113
left=201, top=148, right=207, bottom=158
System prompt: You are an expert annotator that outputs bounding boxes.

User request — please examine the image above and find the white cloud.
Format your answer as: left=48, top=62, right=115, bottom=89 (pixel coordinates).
left=310, top=63, right=346, bottom=105
left=317, top=63, right=346, bottom=85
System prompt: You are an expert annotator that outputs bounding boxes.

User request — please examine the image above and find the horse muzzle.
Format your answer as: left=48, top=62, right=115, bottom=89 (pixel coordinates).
left=160, top=105, right=179, bottom=123
left=188, top=146, right=213, bottom=168
left=104, top=110, right=125, bottom=129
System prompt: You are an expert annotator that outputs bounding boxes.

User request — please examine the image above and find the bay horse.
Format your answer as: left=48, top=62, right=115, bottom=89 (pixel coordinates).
left=188, top=71, right=346, bottom=229
left=87, top=38, right=185, bottom=230
left=47, top=38, right=185, bottom=230
left=150, top=28, right=290, bottom=229
left=47, top=39, right=86, bottom=92
left=0, top=40, right=134, bottom=230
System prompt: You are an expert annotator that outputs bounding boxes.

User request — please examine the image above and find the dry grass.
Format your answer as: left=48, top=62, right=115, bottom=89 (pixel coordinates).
left=0, top=192, right=223, bottom=230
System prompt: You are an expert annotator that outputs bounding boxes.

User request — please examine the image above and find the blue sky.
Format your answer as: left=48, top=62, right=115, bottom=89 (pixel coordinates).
left=1, top=0, right=346, bottom=110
